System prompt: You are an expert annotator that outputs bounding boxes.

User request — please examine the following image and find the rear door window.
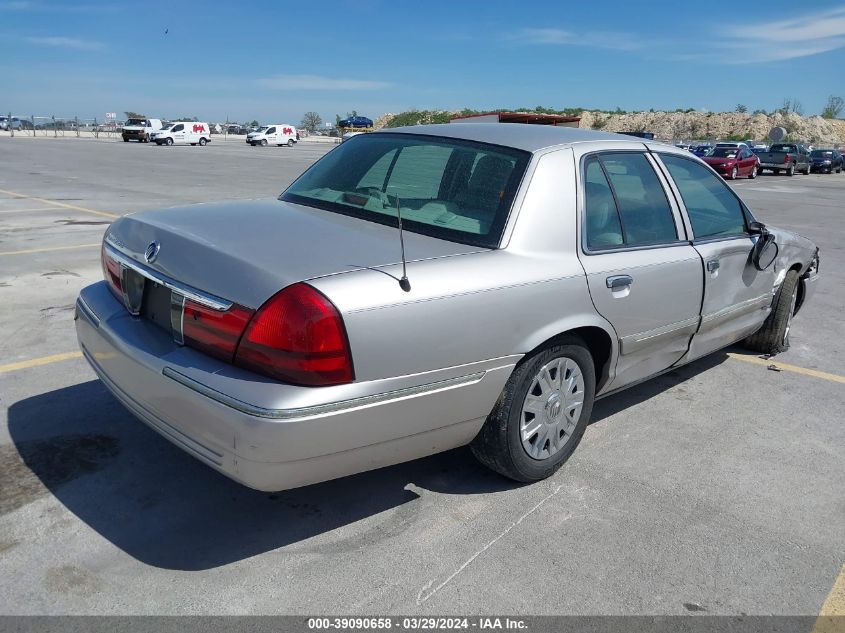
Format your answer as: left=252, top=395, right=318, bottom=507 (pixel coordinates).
left=660, top=154, right=747, bottom=239
left=583, top=152, right=677, bottom=249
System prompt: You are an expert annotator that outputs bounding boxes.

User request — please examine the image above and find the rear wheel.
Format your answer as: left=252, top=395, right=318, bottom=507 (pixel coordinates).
left=786, top=163, right=795, bottom=176
left=287, top=139, right=295, bottom=147
left=470, top=339, right=595, bottom=482
left=199, top=138, right=207, bottom=146
left=744, top=270, right=800, bottom=355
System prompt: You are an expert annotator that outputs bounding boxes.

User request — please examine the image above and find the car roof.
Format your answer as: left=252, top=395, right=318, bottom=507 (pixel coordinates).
left=382, top=123, right=656, bottom=153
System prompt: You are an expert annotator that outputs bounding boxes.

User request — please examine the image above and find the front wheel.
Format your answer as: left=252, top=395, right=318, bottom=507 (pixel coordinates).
left=471, top=339, right=595, bottom=482
left=260, top=139, right=268, bottom=146
left=749, top=165, right=758, bottom=179
left=165, top=138, right=173, bottom=146
left=730, top=166, right=738, bottom=180
left=744, top=270, right=800, bottom=355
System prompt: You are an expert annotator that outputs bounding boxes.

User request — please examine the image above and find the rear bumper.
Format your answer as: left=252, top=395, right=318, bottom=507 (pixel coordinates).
left=759, top=162, right=789, bottom=170
left=75, top=282, right=513, bottom=491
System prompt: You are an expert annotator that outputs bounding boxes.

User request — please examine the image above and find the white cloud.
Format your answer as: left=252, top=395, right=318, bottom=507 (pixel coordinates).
left=257, top=74, right=391, bottom=91
left=25, top=36, right=104, bottom=50
left=507, top=27, right=644, bottom=51
left=711, top=6, right=845, bottom=62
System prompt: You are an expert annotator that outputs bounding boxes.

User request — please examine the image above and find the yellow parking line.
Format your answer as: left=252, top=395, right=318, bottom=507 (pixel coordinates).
left=0, top=187, right=118, bottom=219
left=0, top=351, right=83, bottom=374
left=727, top=353, right=845, bottom=385
left=0, top=207, right=64, bottom=214
left=0, top=243, right=100, bottom=256
left=813, top=563, right=845, bottom=632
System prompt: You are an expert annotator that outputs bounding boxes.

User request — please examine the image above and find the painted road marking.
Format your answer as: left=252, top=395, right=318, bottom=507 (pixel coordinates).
left=812, top=562, right=845, bottom=632
left=0, top=187, right=118, bottom=219
left=728, top=353, right=845, bottom=385
left=0, top=243, right=100, bottom=256
left=0, top=351, right=83, bottom=374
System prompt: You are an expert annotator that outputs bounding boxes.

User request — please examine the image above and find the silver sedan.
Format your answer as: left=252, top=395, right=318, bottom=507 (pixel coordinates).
left=75, top=124, right=820, bottom=491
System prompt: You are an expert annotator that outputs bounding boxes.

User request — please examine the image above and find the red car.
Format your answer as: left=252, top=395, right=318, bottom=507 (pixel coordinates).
left=702, top=146, right=759, bottom=179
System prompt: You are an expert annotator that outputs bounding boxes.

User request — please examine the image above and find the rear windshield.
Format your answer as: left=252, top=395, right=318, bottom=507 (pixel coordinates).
left=769, top=144, right=797, bottom=153
left=281, top=133, right=531, bottom=248
left=810, top=150, right=834, bottom=158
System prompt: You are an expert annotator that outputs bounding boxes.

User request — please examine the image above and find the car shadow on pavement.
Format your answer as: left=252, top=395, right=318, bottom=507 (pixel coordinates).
left=590, top=351, right=729, bottom=424
left=6, top=379, right=520, bottom=571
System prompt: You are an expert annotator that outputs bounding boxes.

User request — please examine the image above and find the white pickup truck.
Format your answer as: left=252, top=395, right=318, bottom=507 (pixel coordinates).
left=122, top=118, right=163, bottom=143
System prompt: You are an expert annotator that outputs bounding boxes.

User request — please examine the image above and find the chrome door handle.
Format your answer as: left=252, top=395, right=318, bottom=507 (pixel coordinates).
left=606, top=275, right=633, bottom=289
left=707, top=260, right=720, bottom=273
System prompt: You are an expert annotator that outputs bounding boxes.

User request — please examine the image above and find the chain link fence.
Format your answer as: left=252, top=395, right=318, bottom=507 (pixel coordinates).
left=2, top=112, right=124, bottom=138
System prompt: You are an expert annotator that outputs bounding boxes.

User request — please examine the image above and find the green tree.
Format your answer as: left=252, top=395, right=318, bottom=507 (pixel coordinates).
left=300, top=111, right=322, bottom=132
left=249, top=119, right=259, bottom=127
left=735, top=104, right=748, bottom=113
left=124, top=111, right=145, bottom=119
left=821, top=95, right=844, bottom=119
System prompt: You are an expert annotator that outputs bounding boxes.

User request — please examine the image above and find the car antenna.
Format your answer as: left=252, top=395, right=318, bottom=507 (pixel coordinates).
left=396, top=196, right=411, bottom=292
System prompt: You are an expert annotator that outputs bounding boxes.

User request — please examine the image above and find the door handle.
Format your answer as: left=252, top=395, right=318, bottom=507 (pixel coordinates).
left=707, top=260, right=720, bottom=273
left=606, top=275, right=633, bottom=289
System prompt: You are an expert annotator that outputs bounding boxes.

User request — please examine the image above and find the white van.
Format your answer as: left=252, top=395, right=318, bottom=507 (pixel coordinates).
left=154, top=122, right=212, bottom=146
left=246, top=124, right=298, bottom=147
left=122, top=118, right=163, bottom=143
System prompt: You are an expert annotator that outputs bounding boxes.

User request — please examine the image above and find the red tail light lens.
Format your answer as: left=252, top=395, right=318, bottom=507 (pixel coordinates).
left=234, top=283, right=354, bottom=386
left=101, top=244, right=122, bottom=299
left=183, top=300, right=254, bottom=363
left=784, top=153, right=791, bottom=163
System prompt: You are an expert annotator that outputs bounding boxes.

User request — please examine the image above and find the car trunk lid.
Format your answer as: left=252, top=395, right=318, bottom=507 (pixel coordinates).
left=105, top=198, right=483, bottom=309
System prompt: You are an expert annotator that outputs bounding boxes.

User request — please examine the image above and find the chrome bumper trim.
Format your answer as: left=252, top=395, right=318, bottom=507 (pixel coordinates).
left=162, top=367, right=486, bottom=420
left=104, top=238, right=233, bottom=311
left=76, top=295, right=100, bottom=327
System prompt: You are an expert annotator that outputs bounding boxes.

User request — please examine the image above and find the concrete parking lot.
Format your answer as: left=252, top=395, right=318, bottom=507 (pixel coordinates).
left=0, top=137, right=843, bottom=616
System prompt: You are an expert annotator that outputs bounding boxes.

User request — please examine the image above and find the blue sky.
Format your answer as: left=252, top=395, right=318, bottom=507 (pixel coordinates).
left=2, top=0, right=844, bottom=124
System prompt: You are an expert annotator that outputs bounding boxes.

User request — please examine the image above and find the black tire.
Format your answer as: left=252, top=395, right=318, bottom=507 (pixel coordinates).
left=749, top=165, right=758, bottom=179
left=470, top=338, right=596, bottom=482
left=786, top=163, right=795, bottom=176
left=260, top=139, right=268, bottom=147
left=199, top=138, right=207, bottom=146
left=730, top=166, right=738, bottom=180
left=122, top=137, right=129, bottom=142
left=287, top=139, right=295, bottom=147
left=744, top=269, right=800, bottom=355
left=166, top=138, right=173, bottom=146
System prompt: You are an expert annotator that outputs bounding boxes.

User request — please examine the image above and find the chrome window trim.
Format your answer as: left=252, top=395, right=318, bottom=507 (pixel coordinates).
left=162, top=366, right=486, bottom=420
left=104, top=238, right=233, bottom=311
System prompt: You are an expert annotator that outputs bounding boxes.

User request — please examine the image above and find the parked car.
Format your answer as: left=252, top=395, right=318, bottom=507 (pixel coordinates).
left=809, top=149, right=843, bottom=174
left=246, top=124, right=298, bottom=146
left=0, top=116, right=20, bottom=130
left=691, top=144, right=713, bottom=157
left=702, top=146, right=759, bottom=179
left=338, top=116, right=373, bottom=128
left=122, top=118, right=164, bottom=143
left=76, top=126, right=820, bottom=492
left=227, top=125, right=245, bottom=135
left=757, top=143, right=811, bottom=176
left=153, top=121, right=211, bottom=146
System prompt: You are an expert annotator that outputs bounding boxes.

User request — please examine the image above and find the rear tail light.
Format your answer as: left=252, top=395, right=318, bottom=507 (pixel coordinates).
left=101, top=244, right=122, bottom=299
left=183, top=300, right=254, bottom=363
left=234, top=283, right=354, bottom=386
left=784, top=153, right=791, bottom=163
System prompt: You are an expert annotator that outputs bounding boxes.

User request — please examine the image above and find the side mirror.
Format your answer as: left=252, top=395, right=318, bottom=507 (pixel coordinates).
left=752, top=232, right=778, bottom=271
left=748, top=220, right=766, bottom=234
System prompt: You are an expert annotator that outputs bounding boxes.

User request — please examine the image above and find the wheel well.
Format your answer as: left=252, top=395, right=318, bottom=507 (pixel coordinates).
left=525, top=326, right=614, bottom=392
left=790, top=262, right=805, bottom=315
